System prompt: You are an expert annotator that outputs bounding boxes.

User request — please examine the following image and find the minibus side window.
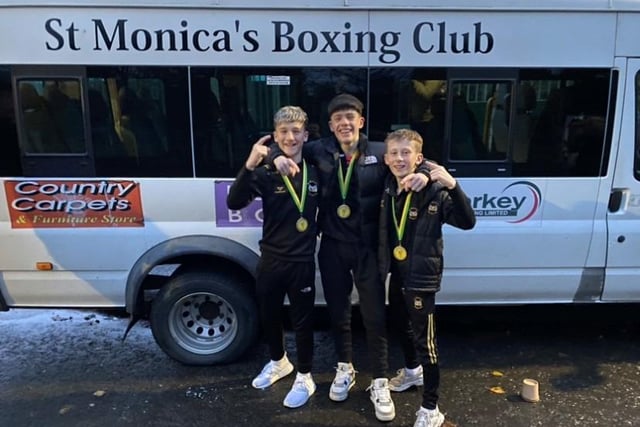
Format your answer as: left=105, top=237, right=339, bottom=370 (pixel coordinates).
left=516, top=69, right=610, bottom=177
left=191, top=67, right=368, bottom=178
left=368, top=68, right=448, bottom=163
left=87, top=66, right=192, bottom=178
left=0, top=67, right=20, bottom=176
left=635, top=72, right=640, bottom=181
left=17, top=78, right=86, bottom=155
left=448, top=80, right=512, bottom=162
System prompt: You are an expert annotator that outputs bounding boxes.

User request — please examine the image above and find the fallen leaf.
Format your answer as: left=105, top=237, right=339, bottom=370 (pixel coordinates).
left=59, top=405, right=73, bottom=415
left=93, top=390, right=106, bottom=397
left=489, top=386, right=506, bottom=394
left=491, top=371, right=504, bottom=377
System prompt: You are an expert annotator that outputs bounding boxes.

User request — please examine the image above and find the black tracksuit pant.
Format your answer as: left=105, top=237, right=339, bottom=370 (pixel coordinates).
left=256, top=254, right=316, bottom=373
left=388, top=274, right=440, bottom=410
left=318, top=235, right=389, bottom=378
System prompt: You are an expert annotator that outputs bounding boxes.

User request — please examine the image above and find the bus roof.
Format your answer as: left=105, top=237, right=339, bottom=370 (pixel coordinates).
left=2, top=0, right=640, bottom=12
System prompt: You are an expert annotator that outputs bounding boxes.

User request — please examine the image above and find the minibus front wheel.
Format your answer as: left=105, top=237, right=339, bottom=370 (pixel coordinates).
left=149, top=270, right=258, bottom=365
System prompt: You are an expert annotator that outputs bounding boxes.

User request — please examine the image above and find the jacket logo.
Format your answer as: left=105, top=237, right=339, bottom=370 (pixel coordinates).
left=428, top=202, right=439, bottom=215
left=414, top=296, right=423, bottom=310
left=364, top=155, right=377, bottom=165
left=409, top=207, right=418, bottom=220
left=275, top=185, right=287, bottom=194
left=308, top=181, right=319, bottom=194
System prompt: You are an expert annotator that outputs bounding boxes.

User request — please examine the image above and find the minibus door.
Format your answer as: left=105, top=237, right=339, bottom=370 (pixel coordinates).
left=12, top=66, right=95, bottom=177
left=603, top=58, right=640, bottom=301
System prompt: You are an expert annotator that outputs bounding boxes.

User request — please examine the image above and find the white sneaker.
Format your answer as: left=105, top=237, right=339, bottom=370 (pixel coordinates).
left=413, top=406, right=445, bottom=427
left=389, top=366, right=424, bottom=392
left=251, top=355, right=294, bottom=389
left=329, top=362, right=356, bottom=401
left=283, top=372, right=316, bottom=408
left=367, top=378, right=396, bottom=422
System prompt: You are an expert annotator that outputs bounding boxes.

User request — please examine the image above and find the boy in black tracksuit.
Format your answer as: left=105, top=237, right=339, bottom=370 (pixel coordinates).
left=271, top=94, right=431, bottom=422
left=378, top=129, right=476, bottom=427
left=226, top=106, right=320, bottom=409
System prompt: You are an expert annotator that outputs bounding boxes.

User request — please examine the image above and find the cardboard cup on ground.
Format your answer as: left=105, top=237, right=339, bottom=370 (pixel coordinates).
left=521, top=378, right=540, bottom=403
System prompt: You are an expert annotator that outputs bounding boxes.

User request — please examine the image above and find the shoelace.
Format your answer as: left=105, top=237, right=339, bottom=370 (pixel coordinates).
left=262, top=362, right=276, bottom=374
left=334, top=366, right=354, bottom=384
left=375, top=385, right=392, bottom=403
left=261, top=361, right=284, bottom=377
left=292, top=377, right=309, bottom=392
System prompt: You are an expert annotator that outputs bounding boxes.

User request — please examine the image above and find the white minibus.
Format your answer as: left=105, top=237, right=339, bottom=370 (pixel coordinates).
left=1, top=0, right=639, bottom=365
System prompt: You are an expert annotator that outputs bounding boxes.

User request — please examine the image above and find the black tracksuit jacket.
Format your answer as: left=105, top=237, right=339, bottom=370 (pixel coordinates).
left=378, top=176, right=476, bottom=292
left=226, top=163, right=320, bottom=262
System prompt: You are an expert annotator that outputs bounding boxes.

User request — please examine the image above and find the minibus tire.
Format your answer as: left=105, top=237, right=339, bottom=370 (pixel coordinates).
left=149, top=271, right=258, bottom=365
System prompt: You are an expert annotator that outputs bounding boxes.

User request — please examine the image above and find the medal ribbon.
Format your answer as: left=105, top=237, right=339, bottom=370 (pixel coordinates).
left=281, top=160, right=308, bottom=216
left=337, top=151, right=359, bottom=203
left=391, top=191, right=413, bottom=246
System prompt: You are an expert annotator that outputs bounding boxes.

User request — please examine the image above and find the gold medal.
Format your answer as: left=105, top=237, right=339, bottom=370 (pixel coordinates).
left=296, top=217, right=308, bottom=232
left=393, top=245, right=408, bottom=261
left=337, top=204, right=351, bottom=219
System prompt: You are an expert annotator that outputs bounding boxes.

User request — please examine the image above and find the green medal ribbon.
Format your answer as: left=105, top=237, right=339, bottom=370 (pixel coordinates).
left=337, top=151, right=359, bottom=204
left=391, top=191, right=413, bottom=248
left=281, top=160, right=308, bottom=216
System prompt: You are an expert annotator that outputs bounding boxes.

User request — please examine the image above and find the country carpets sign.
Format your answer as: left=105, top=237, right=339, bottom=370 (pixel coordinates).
left=4, top=180, right=145, bottom=228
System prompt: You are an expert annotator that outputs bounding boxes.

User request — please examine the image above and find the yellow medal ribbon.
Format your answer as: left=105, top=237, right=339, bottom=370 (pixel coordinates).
left=281, top=160, right=308, bottom=232
left=391, top=191, right=413, bottom=261
left=337, top=151, right=359, bottom=218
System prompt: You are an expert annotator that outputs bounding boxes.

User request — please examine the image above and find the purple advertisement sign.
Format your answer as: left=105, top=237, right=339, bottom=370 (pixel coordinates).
left=214, top=180, right=263, bottom=227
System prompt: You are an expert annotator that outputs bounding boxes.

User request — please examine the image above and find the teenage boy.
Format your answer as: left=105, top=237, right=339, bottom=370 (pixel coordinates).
left=379, top=128, right=476, bottom=427
left=272, top=94, right=430, bottom=421
left=226, top=106, right=319, bottom=409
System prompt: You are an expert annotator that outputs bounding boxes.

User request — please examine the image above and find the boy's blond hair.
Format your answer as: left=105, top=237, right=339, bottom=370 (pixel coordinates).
left=273, top=105, right=308, bottom=128
left=384, top=128, right=423, bottom=153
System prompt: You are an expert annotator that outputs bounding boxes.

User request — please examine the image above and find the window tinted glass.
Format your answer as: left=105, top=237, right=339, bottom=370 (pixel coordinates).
left=17, top=78, right=86, bottom=154
left=516, top=69, right=611, bottom=177
left=369, top=68, right=447, bottom=163
left=191, top=67, right=367, bottom=177
left=87, top=66, right=192, bottom=177
left=449, top=80, right=512, bottom=162
left=0, top=66, right=20, bottom=176
left=635, top=71, right=640, bottom=181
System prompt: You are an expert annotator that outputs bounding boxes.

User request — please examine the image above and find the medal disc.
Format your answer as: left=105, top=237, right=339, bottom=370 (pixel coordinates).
left=296, top=217, right=309, bottom=232
left=393, top=245, right=408, bottom=261
left=337, top=204, right=351, bottom=219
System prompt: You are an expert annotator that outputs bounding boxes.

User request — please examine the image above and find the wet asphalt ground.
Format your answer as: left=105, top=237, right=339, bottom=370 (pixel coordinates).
left=1, top=304, right=640, bottom=427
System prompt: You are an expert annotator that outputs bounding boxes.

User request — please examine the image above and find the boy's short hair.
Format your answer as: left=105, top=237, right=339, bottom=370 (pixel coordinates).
left=384, top=128, right=424, bottom=152
left=327, top=93, right=363, bottom=117
left=273, top=105, right=308, bottom=128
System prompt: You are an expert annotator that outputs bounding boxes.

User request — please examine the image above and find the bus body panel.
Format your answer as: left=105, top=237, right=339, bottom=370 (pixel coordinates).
left=438, top=178, right=605, bottom=303
left=1, top=0, right=639, bottom=365
left=602, top=58, right=640, bottom=301
left=0, top=8, right=618, bottom=67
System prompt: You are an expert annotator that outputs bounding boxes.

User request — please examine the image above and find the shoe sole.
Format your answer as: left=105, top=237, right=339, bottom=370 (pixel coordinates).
left=375, top=411, right=396, bottom=422
left=251, top=364, right=295, bottom=389
left=388, top=378, right=423, bottom=392
left=329, top=380, right=355, bottom=402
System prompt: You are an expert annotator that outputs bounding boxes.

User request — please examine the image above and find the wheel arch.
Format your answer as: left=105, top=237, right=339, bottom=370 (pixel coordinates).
left=125, top=235, right=259, bottom=316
